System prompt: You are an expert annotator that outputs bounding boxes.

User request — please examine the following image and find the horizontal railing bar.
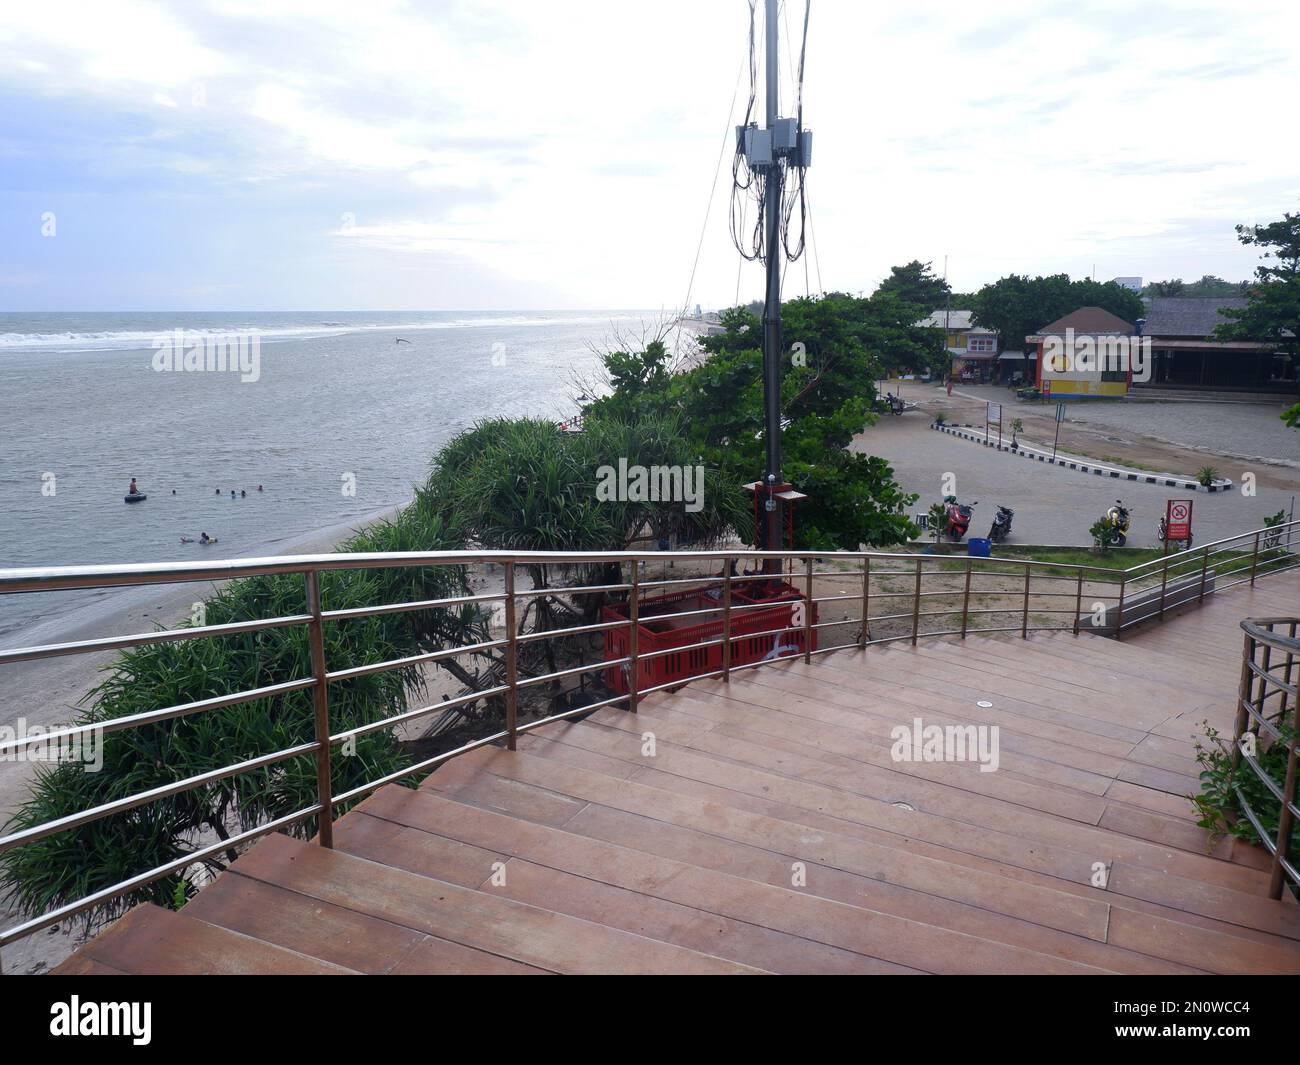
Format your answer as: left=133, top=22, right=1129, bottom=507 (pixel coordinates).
left=332, top=733, right=510, bottom=805
left=0, top=742, right=319, bottom=855
left=515, top=658, right=630, bottom=690
left=0, top=546, right=1139, bottom=595
left=321, top=591, right=504, bottom=621
left=1246, top=658, right=1300, bottom=698
left=638, top=636, right=726, bottom=662
left=516, top=618, right=632, bottom=643
left=0, top=677, right=317, bottom=756
left=331, top=684, right=511, bottom=744
left=325, top=638, right=507, bottom=684
left=0, top=804, right=321, bottom=948
left=0, top=613, right=313, bottom=666
left=1238, top=697, right=1284, bottom=741
left=513, top=582, right=631, bottom=599
left=515, top=693, right=633, bottom=732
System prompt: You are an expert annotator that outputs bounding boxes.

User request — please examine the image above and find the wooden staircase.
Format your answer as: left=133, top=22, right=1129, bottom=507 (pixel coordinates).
left=53, top=575, right=1300, bottom=975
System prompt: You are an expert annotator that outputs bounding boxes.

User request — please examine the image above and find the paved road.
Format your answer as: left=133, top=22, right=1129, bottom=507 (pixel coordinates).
left=942, top=383, right=1299, bottom=469
left=854, top=414, right=1297, bottom=548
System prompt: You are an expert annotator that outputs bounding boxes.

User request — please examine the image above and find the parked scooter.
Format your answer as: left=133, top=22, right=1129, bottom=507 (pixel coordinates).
left=1105, top=499, right=1132, bottom=547
left=943, top=495, right=978, bottom=541
left=988, top=505, right=1015, bottom=544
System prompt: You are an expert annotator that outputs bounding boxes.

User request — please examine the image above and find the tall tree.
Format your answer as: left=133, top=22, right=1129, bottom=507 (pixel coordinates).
left=876, top=260, right=951, bottom=313
left=1214, top=211, right=1300, bottom=408
left=969, top=274, right=1144, bottom=351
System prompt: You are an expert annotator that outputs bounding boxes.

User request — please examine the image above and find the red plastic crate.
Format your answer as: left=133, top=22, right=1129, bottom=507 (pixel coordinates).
left=601, top=577, right=817, bottom=694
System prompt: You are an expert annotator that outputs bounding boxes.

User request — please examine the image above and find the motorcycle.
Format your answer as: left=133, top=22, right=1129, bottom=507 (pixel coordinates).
left=1105, top=499, right=1132, bottom=548
left=943, top=495, right=978, bottom=541
left=988, top=505, right=1015, bottom=544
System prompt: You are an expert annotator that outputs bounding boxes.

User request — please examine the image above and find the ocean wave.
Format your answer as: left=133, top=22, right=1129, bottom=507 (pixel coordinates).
left=0, top=312, right=654, bottom=353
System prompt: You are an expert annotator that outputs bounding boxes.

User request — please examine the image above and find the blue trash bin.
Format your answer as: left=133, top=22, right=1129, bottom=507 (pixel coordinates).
left=968, top=537, right=991, bottom=557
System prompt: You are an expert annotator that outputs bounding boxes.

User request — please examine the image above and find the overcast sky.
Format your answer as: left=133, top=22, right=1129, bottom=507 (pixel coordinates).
left=1, top=0, right=1297, bottom=311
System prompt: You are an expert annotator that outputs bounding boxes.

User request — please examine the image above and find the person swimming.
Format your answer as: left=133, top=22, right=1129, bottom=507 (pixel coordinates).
left=180, top=535, right=194, bottom=543
left=257, top=485, right=263, bottom=492
left=240, top=489, right=246, bottom=498
left=199, top=532, right=213, bottom=544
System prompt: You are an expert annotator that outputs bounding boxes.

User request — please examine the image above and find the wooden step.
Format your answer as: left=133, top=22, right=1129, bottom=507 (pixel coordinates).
left=51, top=902, right=358, bottom=975
left=355, top=779, right=1113, bottom=974
left=220, top=832, right=760, bottom=975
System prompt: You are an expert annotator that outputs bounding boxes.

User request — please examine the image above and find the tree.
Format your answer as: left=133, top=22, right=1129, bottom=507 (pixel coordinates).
left=0, top=505, right=483, bottom=929
left=587, top=293, right=921, bottom=551
left=1215, top=211, right=1300, bottom=402
left=876, top=260, right=950, bottom=313
left=969, top=274, right=1145, bottom=352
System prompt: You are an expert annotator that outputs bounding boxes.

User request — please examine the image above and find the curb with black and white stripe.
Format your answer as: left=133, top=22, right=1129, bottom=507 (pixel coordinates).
left=930, top=422, right=1234, bottom=492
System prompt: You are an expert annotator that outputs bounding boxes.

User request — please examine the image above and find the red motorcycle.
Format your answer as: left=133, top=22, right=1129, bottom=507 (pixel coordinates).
left=943, top=495, right=978, bottom=541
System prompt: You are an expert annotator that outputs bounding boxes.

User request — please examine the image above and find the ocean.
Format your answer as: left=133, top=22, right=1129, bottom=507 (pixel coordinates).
left=0, top=310, right=669, bottom=639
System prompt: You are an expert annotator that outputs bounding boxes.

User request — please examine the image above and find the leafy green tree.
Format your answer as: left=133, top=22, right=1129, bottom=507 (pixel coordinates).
left=876, top=260, right=951, bottom=313
left=1214, top=211, right=1300, bottom=402
left=0, top=505, right=481, bottom=929
left=969, top=274, right=1145, bottom=351
left=585, top=293, right=921, bottom=551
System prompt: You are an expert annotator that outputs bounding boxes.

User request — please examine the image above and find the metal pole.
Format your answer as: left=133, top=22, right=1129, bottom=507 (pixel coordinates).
left=760, top=0, right=783, bottom=572
left=1021, top=562, right=1031, bottom=638
left=1157, top=553, right=1170, bottom=620
left=1269, top=695, right=1300, bottom=899
left=304, top=569, right=334, bottom=849
left=960, top=559, right=972, bottom=639
left=1198, top=545, right=1210, bottom=602
left=1250, top=530, right=1261, bottom=585
left=1115, top=576, right=1126, bottom=641
left=859, top=557, right=870, bottom=648
left=504, top=562, right=517, bottom=750
left=1072, top=567, right=1083, bottom=636
left=911, top=558, right=922, bottom=646
left=722, top=560, right=733, bottom=682
left=629, top=561, right=640, bottom=713
left=804, top=558, right=813, bottom=663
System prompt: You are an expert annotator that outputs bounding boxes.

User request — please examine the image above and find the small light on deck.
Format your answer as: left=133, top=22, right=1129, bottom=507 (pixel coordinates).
left=977, top=700, right=993, bottom=708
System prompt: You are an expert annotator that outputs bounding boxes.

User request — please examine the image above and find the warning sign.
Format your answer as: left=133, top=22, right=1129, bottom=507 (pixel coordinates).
left=1165, top=499, right=1193, bottom=541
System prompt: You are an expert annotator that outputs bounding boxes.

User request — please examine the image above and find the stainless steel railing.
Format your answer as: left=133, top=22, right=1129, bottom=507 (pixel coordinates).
left=1231, top=616, right=1300, bottom=899
left=0, top=518, right=1296, bottom=961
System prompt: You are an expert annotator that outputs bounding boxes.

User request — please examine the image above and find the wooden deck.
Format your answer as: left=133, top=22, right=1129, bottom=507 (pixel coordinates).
left=55, top=574, right=1300, bottom=975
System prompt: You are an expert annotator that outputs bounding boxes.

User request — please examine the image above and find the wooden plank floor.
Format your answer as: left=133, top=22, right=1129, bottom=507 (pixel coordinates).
left=54, top=572, right=1300, bottom=975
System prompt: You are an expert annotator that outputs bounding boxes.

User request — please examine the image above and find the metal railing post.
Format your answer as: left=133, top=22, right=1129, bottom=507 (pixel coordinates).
left=1230, top=629, right=1255, bottom=777
left=804, top=558, right=813, bottom=663
left=1158, top=553, right=1171, bottom=621
left=1073, top=567, right=1083, bottom=636
left=911, top=558, right=922, bottom=646
left=628, top=560, right=640, bottom=713
left=1021, top=562, right=1031, bottom=639
left=722, top=559, right=733, bottom=682
left=1115, top=575, right=1126, bottom=641
left=304, top=569, right=334, bottom=849
left=859, top=557, right=870, bottom=648
left=1268, top=695, right=1299, bottom=899
left=1250, top=531, right=1261, bottom=585
left=960, top=559, right=972, bottom=639
left=504, top=562, right=517, bottom=750
left=1198, top=545, right=1210, bottom=602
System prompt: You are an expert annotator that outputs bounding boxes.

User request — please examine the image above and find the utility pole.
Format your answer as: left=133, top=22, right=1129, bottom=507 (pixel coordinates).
left=735, top=0, right=811, bottom=573
left=760, top=0, right=783, bottom=572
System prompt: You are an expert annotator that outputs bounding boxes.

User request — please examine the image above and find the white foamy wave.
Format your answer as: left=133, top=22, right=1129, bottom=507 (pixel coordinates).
left=0, top=312, right=655, bottom=354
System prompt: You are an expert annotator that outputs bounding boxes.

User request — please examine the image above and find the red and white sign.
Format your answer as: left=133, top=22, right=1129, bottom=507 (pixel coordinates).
left=1165, top=499, right=1193, bottom=541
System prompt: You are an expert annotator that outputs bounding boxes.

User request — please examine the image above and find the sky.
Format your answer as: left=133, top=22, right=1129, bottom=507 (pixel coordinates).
left=0, top=0, right=1297, bottom=312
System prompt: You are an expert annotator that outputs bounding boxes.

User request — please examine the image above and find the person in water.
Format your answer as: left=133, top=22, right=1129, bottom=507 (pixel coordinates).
left=240, top=489, right=246, bottom=498
left=257, top=485, right=263, bottom=492
left=199, top=532, right=212, bottom=544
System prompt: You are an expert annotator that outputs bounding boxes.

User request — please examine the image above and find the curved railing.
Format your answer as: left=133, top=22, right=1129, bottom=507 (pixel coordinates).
left=1231, top=616, right=1300, bottom=899
left=0, top=517, right=1296, bottom=964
